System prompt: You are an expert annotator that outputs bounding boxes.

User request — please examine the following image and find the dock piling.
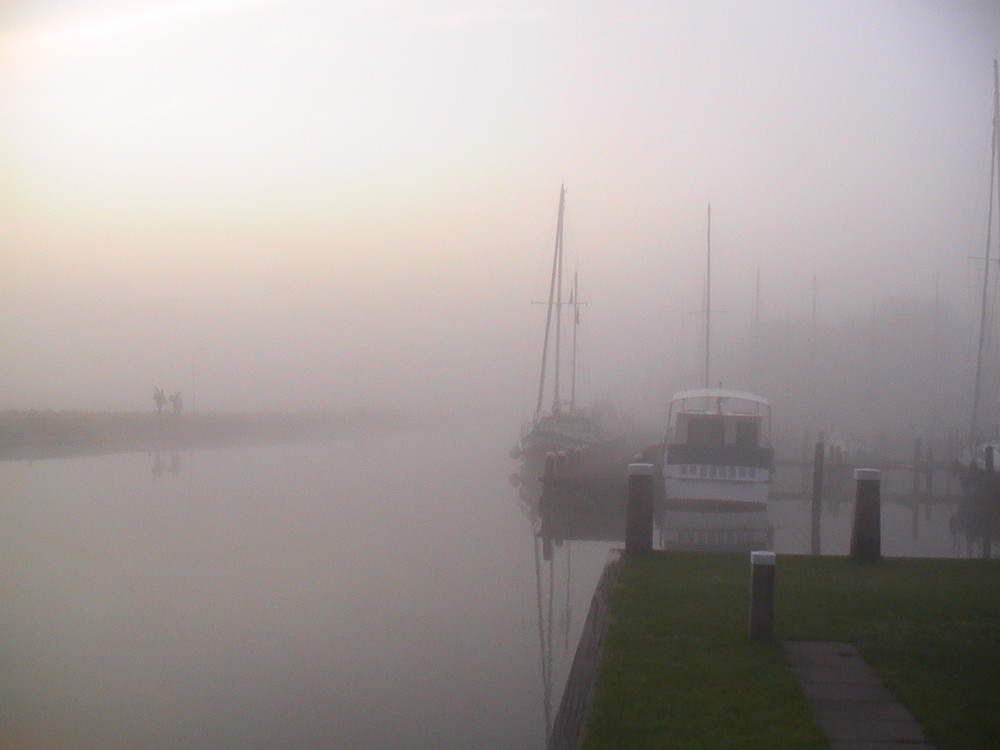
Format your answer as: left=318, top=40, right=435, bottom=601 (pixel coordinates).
left=749, top=551, right=775, bottom=640
left=625, top=463, right=654, bottom=555
left=850, top=468, right=882, bottom=563
left=810, top=441, right=824, bottom=556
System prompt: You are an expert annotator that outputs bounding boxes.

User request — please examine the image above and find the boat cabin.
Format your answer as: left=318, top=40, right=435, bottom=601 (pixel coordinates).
left=665, top=389, right=773, bottom=469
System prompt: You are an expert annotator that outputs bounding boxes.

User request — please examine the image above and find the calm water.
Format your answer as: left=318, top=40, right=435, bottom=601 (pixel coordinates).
left=0, top=422, right=611, bottom=750
left=0, top=423, right=986, bottom=749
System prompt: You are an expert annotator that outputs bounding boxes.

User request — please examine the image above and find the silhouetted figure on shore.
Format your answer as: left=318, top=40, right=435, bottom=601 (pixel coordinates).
left=154, top=387, right=167, bottom=413
left=170, top=391, right=183, bottom=415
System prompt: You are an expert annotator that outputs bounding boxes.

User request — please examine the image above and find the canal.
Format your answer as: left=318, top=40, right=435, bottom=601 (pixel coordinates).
left=0, top=420, right=987, bottom=748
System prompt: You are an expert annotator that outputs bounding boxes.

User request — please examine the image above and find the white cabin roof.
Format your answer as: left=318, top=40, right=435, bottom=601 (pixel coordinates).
left=670, top=388, right=771, bottom=408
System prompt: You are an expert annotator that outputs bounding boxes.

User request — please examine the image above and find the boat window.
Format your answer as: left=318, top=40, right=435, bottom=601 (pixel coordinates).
left=687, top=417, right=725, bottom=447
left=735, top=421, right=759, bottom=449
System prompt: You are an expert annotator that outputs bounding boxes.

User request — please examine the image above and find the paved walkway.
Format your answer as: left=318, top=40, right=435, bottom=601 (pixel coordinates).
left=784, top=641, right=938, bottom=750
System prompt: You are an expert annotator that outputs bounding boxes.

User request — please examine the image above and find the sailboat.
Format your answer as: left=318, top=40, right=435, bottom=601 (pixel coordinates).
left=512, top=186, right=629, bottom=491
left=957, top=59, right=1000, bottom=502
left=660, top=205, right=775, bottom=510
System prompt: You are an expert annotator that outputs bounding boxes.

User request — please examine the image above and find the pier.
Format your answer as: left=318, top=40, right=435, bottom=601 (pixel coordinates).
left=544, top=455, right=999, bottom=749
left=552, top=551, right=998, bottom=750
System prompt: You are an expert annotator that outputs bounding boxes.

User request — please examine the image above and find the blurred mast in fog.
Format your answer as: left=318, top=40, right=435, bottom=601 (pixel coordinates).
left=971, top=59, right=999, bottom=441
left=751, top=266, right=761, bottom=390
left=570, top=271, right=580, bottom=410
left=191, top=346, right=205, bottom=414
left=535, top=185, right=567, bottom=419
left=704, top=203, right=712, bottom=389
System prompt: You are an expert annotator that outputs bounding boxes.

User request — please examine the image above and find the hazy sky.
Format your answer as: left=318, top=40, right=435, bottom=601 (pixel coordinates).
left=2, top=0, right=998, bottom=415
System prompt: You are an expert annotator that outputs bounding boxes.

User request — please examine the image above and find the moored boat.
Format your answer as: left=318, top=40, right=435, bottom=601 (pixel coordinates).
left=956, top=439, right=999, bottom=500
left=512, top=186, right=629, bottom=491
left=661, top=388, right=774, bottom=509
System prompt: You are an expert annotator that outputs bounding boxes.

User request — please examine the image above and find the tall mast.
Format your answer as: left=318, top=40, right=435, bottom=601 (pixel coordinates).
left=705, top=203, right=712, bottom=389
left=752, top=266, right=761, bottom=388
left=534, top=186, right=565, bottom=419
left=971, top=59, right=999, bottom=441
left=553, top=186, right=565, bottom=414
left=570, top=271, right=579, bottom=411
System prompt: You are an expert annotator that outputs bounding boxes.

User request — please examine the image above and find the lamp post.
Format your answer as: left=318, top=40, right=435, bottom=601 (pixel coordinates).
left=192, top=347, right=205, bottom=414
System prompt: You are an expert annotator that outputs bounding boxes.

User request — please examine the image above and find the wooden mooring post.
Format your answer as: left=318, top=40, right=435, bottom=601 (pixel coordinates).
left=625, top=463, right=654, bottom=555
left=749, top=551, right=776, bottom=641
left=850, top=469, right=882, bottom=564
left=810, top=441, right=824, bottom=556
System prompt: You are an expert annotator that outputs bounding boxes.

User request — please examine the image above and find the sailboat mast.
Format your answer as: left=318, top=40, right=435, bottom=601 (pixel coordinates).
left=534, top=186, right=565, bottom=419
left=571, top=271, right=579, bottom=411
left=705, top=203, right=712, bottom=390
left=553, top=186, right=565, bottom=414
left=752, top=266, right=761, bottom=388
left=971, top=59, right=999, bottom=441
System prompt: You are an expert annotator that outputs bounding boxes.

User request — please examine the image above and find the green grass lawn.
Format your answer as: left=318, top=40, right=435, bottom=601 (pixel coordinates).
left=582, top=552, right=999, bottom=750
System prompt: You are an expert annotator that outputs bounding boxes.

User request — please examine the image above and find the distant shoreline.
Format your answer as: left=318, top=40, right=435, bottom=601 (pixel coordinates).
left=0, top=409, right=412, bottom=461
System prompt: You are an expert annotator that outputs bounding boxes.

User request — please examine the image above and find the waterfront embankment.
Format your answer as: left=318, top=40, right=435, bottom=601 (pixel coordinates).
left=0, top=409, right=411, bottom=460
left=567, top=551, right=998, bottom=750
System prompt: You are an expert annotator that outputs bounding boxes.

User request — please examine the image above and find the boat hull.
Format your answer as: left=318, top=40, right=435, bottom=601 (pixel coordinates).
left=663, top=470, right=770, bottom=508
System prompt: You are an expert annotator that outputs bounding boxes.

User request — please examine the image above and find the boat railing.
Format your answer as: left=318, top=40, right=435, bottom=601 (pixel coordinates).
left=665, top=443, right=774, bottom=470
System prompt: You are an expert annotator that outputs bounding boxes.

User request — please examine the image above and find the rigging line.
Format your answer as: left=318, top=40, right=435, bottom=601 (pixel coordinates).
left=553, top=186, right=565, bottom=414
left=972, top=59, right=999, bottom=440
left=705, top=203, right=712, bottom=390
left=534, top=186, right=565, bottom=419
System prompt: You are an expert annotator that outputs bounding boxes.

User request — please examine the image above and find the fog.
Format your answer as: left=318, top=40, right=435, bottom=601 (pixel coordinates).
left=3, top=0, right=999, bottom=440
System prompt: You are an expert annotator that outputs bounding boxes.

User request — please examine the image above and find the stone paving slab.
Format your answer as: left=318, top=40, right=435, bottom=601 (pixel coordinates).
left=823, top=718, right=929, bottom=742
left=784, top=641, right=938, bottom=750
left=813, top=701, right=916, bottom=722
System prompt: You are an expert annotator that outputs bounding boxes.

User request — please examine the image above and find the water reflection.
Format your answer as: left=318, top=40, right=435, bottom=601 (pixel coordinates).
left=151, top=451, right=181, bottom=479
left=515, top=471, right=621, bottom=747
left=949, top=492, right=1000, bottom=558
left=656, top=503, right=772, bottom=553
left=2, top=427, right=570, bottom=750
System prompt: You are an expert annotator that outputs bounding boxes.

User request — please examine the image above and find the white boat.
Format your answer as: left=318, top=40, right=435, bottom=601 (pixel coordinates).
left=661, top=388, right=774, bottom=509
left=957, top=439, right=999, bottom=499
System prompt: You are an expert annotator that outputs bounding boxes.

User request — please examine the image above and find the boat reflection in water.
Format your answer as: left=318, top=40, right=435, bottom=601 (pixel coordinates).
left=949, top=485, right=1000, bottom=558
left=535, top=476, right=626, bottom=561
left=520, top=458, right=776, bottom=560
left=656, top=501, right=772, bottom=553
left=516, top=472, right=625, bottom=747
